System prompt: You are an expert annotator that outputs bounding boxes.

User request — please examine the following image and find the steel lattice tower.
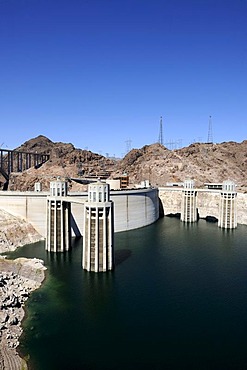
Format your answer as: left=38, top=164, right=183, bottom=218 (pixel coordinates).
left=207, top=115, right=213, bottom=143
left=158, top=116, right=163, bottom=145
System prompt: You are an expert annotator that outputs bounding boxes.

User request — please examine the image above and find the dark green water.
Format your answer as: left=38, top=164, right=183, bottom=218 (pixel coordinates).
left=8, top=217, right=247, bottom=370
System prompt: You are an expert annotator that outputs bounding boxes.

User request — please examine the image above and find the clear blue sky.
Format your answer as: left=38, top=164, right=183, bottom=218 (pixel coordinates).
left=0, top=0, right=246, bottom=157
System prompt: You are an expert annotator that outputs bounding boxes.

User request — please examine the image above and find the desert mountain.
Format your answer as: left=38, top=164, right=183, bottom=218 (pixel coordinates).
left=114, top=141, right=247, bottom=190
left=2, top=135, right=247, bottom=192
left=6, top=135, right=117, bottom=191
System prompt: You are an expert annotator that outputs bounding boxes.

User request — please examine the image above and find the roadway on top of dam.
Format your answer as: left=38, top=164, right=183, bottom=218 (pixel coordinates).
left=0, top=186, right=231, bottom=197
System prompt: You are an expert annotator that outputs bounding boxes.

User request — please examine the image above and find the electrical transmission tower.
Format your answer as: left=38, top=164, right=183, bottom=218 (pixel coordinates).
left=125, top=138, right=132, bottom=154
left=207, top=115, right=213, bottom=143
left=158, top=116, right=163, bottom=145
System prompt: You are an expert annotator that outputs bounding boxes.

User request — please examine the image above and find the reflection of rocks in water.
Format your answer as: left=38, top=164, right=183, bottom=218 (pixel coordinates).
left=115, top=249, right=132, bottom=265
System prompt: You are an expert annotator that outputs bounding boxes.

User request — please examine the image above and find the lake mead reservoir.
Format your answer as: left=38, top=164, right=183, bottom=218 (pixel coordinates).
left=9, top=217, right=247, bottom=370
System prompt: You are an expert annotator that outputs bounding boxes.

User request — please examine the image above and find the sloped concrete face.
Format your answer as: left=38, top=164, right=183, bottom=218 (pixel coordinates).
left=0, top=188, right=160, bottom=239
left=0, top=191, right=49, bottom=236
left=111, top=188, right=159, bottom=232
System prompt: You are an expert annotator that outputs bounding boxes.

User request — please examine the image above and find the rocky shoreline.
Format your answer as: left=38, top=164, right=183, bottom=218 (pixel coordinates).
left=0, top=209, right=47, bottom=369
left=0, top=209, right=43, bottom=254
left=0, top=258, right=46, bottom=370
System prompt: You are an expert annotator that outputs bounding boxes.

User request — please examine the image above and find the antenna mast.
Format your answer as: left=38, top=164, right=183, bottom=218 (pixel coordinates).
left=207, top=115, right=213, bottom=143
left=158, top=116, right=163, bottom=145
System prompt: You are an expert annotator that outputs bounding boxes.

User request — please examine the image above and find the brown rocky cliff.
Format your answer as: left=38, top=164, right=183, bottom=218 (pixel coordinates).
left=3, top=136, right=247, bottom=192
left=7, top=135, right=117, bottom=191
left=113, top=141, right=247, bottom=190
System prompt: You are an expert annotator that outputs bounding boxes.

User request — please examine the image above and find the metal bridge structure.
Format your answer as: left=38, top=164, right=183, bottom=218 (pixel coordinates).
left=0, top=148, right=50, bottom=187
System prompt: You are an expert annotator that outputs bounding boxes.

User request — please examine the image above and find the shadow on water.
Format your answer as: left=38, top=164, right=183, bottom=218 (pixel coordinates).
left=158, top=197, right=164, bottom=217
left=114, top=249, right=132, bottom=265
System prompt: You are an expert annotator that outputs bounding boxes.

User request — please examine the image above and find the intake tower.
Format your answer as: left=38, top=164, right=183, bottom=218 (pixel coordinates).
left=82, top=180, right=114, bottom=272
left=218, top=180, right=237, bottom=229
left=46, top=180, right=71, bottom=252
left=180, top=180, right=198, bottom=222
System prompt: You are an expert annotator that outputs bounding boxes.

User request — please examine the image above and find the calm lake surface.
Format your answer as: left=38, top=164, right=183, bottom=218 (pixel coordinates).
left=8, top=217, right=247, bottom=370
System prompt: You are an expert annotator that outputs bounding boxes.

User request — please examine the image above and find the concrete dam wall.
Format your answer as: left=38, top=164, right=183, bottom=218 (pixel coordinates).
left=0, top=187, right=246, bottom=241
left=0, top=188, right=160, bottom=237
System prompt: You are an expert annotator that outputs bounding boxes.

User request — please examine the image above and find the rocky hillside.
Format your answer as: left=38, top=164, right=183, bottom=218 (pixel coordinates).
left=1, top=136, right=247, bottom=192
left=6, top=135, right=117, bottom=191
left=113, top=141, right=247, bottom=191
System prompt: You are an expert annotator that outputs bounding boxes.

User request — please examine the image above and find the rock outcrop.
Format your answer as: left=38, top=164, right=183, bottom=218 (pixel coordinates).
left=0, top=257, right=46, bottom=370
left=0, top=209, right=43, bottom=254
left=113, top=141, right=247, bottom=192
